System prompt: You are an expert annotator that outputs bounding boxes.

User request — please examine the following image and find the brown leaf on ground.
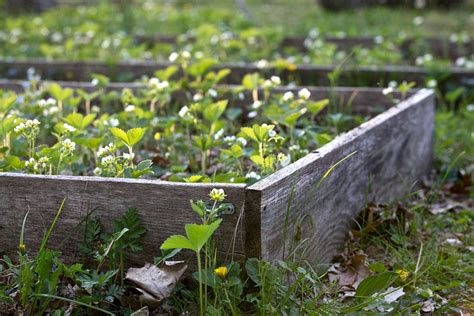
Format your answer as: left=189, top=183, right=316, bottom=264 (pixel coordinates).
left=328, top=251, right=371, bottom=292
left=125, top=261, right=187, bottom=307
left=421, top=299, right=435, bottom=314
left=383, top=287, right=405, bottom=303
left=429, top=200, right=468, bottom=215
left=444, top=172, right=472, bottom=195
left=152, top=154, right=170, bottom=168
left=131, top=306, right=149, bottom=316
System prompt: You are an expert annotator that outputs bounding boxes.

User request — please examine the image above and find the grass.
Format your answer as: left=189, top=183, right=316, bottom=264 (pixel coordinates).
left=0, top=0, right=473, bottom=314
left=182, top=0, right=474, bottom=37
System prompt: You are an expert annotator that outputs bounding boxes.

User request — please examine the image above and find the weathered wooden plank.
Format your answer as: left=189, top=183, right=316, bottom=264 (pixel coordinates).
left=1, top=59, right=472, bottom=87
left=246, top=89, right=434, bottom=264
left=0, top=174, right=247, bottom=265
left=0, top=88, right=435, bottom=266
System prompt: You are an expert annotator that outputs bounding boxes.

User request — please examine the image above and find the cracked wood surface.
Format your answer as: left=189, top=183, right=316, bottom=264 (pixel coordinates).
left=0, top=88, right=434, bottom=266
left=0, top=175, right=246, bottom=265
left=246, top=89, right=434, bottom=264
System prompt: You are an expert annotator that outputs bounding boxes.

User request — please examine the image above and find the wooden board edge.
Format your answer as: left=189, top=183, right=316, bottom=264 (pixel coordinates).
left=249, top=88, right=435, bottom=192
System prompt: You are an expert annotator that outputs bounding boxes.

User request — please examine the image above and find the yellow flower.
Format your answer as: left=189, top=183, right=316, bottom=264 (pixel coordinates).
left=18, top=243, right=26, bottom=253
left=214, top=266, right=228, bottom=279
left=209, top=188, right=226, bottom=202
left=396, top=269, right=409, bottom=282
left=287, top=64, right=297, bottom=71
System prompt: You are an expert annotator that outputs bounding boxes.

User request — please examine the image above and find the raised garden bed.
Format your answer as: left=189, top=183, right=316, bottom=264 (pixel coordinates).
left=1, top=59, right=473, bottom=88
left=0, top=85, right=435, bottom=266
left=136, top=34, right=474, bottom=61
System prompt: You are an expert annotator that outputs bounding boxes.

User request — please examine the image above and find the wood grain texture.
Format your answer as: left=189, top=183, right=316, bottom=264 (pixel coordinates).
left=1, top=59, right=472, bottom=86
left=247, top=89, right=435, bottom=264
left=0, top=174, right=246, bottom=265
left=0, top=88, right=435, bottom=266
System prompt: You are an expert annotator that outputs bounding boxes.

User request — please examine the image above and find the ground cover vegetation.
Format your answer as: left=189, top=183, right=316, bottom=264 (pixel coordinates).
left=0, top=0, right=472, bottom=315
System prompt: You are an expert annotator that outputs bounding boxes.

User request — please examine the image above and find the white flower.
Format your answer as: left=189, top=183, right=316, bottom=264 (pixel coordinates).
left=283, top=91, right=294, bottom=102
left=25, top=119, right=40, bottom=128
left=97, top=144, right=115, bottom=158
left=195, top=51, right=204, bottom=59
left=245, top=171, right=261, bottom=180
left=209, top=188, right=226, bottom=202
left=97, top=148, right=107, bottom=157
left=123, top=153, right=135, bottom=161
left=256, top=59, right=269, bottom=69
left=213, top=129, right=224, bottom=140
left=43, top=106, right=59, bottom=116
left=309, top=28, right=319, bottom=38
left=38, top=156, right=49, bottom=169
left=248, top=111, right=257, bottom=118
left=125, top=104, right=135, bottom=112
left=14, top=122, right=26, bottom=133
left=169, top=52, right=179, bottom=62
left=289, top=144, right=300, bottom=151
left=298, top=88, right=311, bottom=100
left=268, top=130, right=276, bottom=137
left=427, top=79, right=437, bottom=88
left=149, top=77, right=169, bottom=90
left=374, top=36, right=384, bottom=44
left=148, top=77, right=160, bottom=87
left=91, top=78, right=99, bottom=86
left=449, top=33, right=459, bottom=43
left=93, top=167, right=102, bottom=176
left=456, top=57, right=466, bottom=67
left=277, top=153, right=291, bottom=166
left=151, top=117, right=160, bottom=127
left=107, top=118, right=119, bottom=127
left=389, top=81, right=398, bottom=88
left=270, top=76, right=281, bottom=85
left=208, top=89, right=218, bottom=98
left=62, top=138, right=76, bottom=152
left=182, top=50, right=191, bottom=59
left=101, top=155, right=114, bottom=166
left=466, top=104, right=474, bottom=112
left=237, top=137, right=247, bottom=147
left=251, top=100, right=262, bottom=109
left=413, top=16, right=424, bottom=25
left=25, top=157, right=36, bottom=168
left=38, top=98, right=56, bottom=107
left=63, top=123, right=76, bottom=133
left=179, top=106, right=190, bottom=118
left=382, top=87, right=394, bottom=95
left=224, top=136, right=236, bottom=143
left=263, top=80, right=272, bottom=88
left=193, top=93, right=203, bottom=101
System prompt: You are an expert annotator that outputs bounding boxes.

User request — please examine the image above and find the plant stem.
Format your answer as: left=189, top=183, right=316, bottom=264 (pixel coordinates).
left=204, top=244, right=208, bottom=313
left=197, top=250, right=204, bottom=316
left=201, top=150, right=207, bottom=175
left=85, top=100, right=91, bottom=115
left=224, top=285, right=237, bottom=315
left=120, top=250, right=124, bottom=287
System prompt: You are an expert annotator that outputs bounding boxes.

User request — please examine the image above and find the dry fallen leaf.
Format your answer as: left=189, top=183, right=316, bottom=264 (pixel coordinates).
left=126, top=261, right=187, bottom=307
left=429, top=200, right=467, bottom=215
left=328, top=251, right=371, bottom=291
left=421, top=299, right=435, bottom=313
left=383, top=287, right=405, bottom=303
left=131, top=306, right=149, bottom=316
left=443, top=238, right=463, bottom=246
